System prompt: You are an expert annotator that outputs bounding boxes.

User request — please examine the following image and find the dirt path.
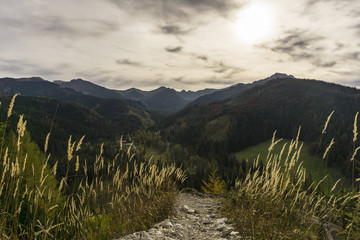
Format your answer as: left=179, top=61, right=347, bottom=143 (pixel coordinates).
left=116, top=191, right=241, bottom=240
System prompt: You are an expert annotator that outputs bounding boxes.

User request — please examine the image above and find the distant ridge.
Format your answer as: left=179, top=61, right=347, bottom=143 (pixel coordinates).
left=0, top=77, right=150, bottom=131
left=187, top=73, right=295, bottom=107
left=54, top=79, right=217, bottom=114
left=118, top=86, right=190, bottom=114
left=2, top=73, right=296, bottom=115
left=178, top=88, right=218, bottom=101
left=55, top=78, right=124, bottom=100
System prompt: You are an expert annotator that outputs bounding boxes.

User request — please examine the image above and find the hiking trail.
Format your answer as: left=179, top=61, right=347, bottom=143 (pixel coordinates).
left=116, top=191, right=242, bottom=240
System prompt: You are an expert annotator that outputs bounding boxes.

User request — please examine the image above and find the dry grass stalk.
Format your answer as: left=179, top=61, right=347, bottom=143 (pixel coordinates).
left=224, top=126, right=360, bottom=239
left=322, top=110, right=334, bottom=134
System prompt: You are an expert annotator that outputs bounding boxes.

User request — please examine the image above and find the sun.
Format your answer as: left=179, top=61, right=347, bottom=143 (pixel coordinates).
left=235, top=2, right=275, bottom=44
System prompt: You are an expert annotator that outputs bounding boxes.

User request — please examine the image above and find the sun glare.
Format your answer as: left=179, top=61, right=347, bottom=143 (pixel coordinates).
left=235, top=2, right=275, bottom=44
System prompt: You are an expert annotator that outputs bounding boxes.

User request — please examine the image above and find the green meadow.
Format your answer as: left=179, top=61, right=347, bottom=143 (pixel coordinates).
left=233, top=139, right=349, bottom=189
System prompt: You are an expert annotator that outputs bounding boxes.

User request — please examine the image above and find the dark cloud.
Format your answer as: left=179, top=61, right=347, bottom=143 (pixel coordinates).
left=0, top=15, right=119, bottom=39
left=313, top=60, right=337, bottom=68
left=0, top=16, right=24, bottom=31
left=261, top=29, right=334, bottom=68
left=108, top=0, right=242, bottom=18
left=116, top=59, right=142, bottom=67
left=303, top=0, right=357, bottom=17
left=160, top=24, right=191, bottom=35
left=207, top=61, right=244, bottom=77
left=330, top=70, right=355, bottom=76
left=341, top=51, right=360, bottom=61
left=43, top=17, right=119, bottom=39
left=335, top=42, right=345, bottom=50
left=204, top=79, right=237, bottom=85
left=165, top=46, right=183, bottom=53
left=269, top=29, right=323, bottom=60
left=306, top=0, right=326, bottom=6
left=351, top=23, right=360, bottom=36
left=306, top=0, right=354, bottom=7
left=173, top=76, right=197, bottom=85
left=197, top=55, right=208, bottom=62
left=173, top=77, right=184, bottom=82
left=350, top=9, right=360, bottom=17
left=212, top=62, right=228, bottom=73
left=224, top=68, right=244, bottom=79
left=108, top=0, right=244, bottom=33
left=0, top=58, right=60, bottom=77
left=350, top=52, right=360, bottom=60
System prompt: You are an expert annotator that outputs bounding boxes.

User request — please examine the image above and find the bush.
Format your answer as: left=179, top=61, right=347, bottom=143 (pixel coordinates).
left=201, top=168, right=226, bottom=195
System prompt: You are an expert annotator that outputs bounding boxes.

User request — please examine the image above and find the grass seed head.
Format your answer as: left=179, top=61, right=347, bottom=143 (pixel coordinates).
left=323, top=138, right=335, bottom=159
left=322, top=110, right=334, bottom=134
left=7, top=94, right=17, bottom=118
left=354, top=112, right=359, bottom=143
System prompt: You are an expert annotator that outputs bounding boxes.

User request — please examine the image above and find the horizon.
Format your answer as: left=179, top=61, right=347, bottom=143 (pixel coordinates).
left=2, top=72, right=360, bottom=92
left=1, top=0, right=360, bottom=90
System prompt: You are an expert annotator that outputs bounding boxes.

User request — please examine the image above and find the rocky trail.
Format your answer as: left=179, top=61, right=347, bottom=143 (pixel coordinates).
left=116, top=191, right=242, bottom=240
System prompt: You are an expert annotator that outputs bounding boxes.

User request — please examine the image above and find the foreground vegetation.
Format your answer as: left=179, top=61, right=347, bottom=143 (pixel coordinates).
left=222, top=121, right=360, bottom=239
left=0, top=95, right=186, bottom=239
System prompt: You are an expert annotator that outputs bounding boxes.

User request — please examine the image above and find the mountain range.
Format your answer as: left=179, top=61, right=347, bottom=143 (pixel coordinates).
left=53, top=73, right=294, bottom=114
left=187, top=73, right=294, bottom=106
left=1, top=73, right=359, bottom=173
left=55, top=79, right=218, bottom=114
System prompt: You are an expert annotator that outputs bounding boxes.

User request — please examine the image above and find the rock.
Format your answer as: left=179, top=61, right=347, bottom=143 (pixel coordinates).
left=221, top=226, right=234, bottom=237
left=216, top=224, right=227, bottom=231
left=147, top=228, right=161, bottom=235
left=202, top=218, right=212, bottom=225
left=187, top=214, right=199, bottom=221
left=182, top=204, right=196, bottom=214
left=123, top=231, right=152, bottom=240
left=214, top=218, right=228, bottom=226
left=173, top=223, right=184, bottom=229
left=159, top=219, right=173, bottom=228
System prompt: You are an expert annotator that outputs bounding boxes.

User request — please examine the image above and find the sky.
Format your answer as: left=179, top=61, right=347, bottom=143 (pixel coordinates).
left=0, top=0, right=360, bottom=90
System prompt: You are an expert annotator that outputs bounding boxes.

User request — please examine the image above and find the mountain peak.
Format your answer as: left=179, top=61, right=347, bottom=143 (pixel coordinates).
left=151, top=86, right=176, bottom=94
left=70, top=78, right=89, bottom=83
left=266, top=73, right=295, bottom=81
left=156, top=86, right=172, bottom=91
left=18, top=77, right=46, bottom=82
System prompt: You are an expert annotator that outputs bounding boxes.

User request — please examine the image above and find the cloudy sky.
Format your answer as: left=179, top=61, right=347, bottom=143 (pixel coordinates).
left=0, top=0, right=360, bottom=90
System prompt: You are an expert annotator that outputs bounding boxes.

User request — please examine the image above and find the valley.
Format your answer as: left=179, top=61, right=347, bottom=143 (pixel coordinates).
left=1, top=73, right=360, bottom=239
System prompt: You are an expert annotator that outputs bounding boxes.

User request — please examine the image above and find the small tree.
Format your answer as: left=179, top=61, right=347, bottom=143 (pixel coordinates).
left=201, top=168, right=226, bottom=195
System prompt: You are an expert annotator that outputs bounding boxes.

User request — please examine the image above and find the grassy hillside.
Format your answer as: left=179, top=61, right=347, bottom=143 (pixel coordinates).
left=233, top=139, right=349, bottom=189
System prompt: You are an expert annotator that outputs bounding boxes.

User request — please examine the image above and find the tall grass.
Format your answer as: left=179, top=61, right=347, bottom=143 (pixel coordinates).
left=224, top=116, right=360, bottom=239
left=0, top=95, right=186, bottom=239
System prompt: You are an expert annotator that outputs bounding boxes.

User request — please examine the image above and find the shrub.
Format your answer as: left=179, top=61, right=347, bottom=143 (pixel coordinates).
left=201, top=168, right=226, bottom=195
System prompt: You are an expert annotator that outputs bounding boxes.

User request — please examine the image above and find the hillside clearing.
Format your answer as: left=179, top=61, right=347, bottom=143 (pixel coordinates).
left=233, top=139, right=349, bottom=190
